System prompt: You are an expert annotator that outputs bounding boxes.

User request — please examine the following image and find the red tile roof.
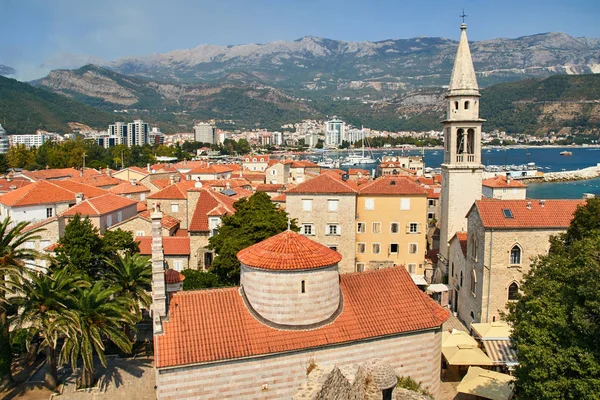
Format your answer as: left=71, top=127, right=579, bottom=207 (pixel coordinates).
left=290, top=160, right=319, bottom=168
left=136, top=236, right=191, bottom=256
left=242, top=173, right=266, bottom=182
left=237, top=230, right=342, bottom=270
left=0, top=180, right=107, bottom=207
left=482, top=175, right=527, bottom=188
left=271, top=193, right=286, bottom=202
left=155, top=267, right=449, bottom=368
left=108, top=181, right=151, bottom=195
left=256, top=184, right=284, bottom=192
left=188, top=189, right=236, bottom=232
left=285, top=173, right=357, bottom=194
left=0, top=178, right=31, bottom=193
left=454, top=231, right=468, bottom=256
left=425, top=186, right=442, bottom=199
left=147, top=180, right=197, bottom=200
left=62, top=193, right=137, bottom=216
left=472, top=199, right=585, bottom=229
left=165, top=269, right=185, bottom=284
left=188, top=165, right=233, bottom=175
left=358, top=176, right=428, bottom=195
left=137, top=202, right=148, bottom=213
left=348, top=169, right=370, bottom=176
left=22, top=168, right=99, bottom=181
left=68, top=174, right=121, bottom=187
left=116, top=210, right=179, bottom=230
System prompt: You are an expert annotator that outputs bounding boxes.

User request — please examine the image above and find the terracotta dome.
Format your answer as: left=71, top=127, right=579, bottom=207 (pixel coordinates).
left=165, top=269, right=185, bottom=284
left=237, top=230, right=342, bottom=270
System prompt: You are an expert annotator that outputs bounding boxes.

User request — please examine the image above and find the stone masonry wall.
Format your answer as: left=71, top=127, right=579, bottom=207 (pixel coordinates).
left=156, top=328, right=442, bottom=400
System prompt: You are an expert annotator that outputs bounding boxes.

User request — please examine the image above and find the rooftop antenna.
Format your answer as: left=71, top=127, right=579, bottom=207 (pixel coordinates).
left=287, top=218, right=291, bottom=231
left=460, top=9, right=468, bottom=23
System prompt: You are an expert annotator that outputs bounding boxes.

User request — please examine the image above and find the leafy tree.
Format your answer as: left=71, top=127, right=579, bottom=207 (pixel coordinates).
left=59, top=282, right=135, bottom=388
left=208, top=192, right=298, bottom=284
left=6, top=144, right=35, bottom=169
left=0, top=218, right=41, bottom=389
left=102, top=229, right=140, bottom=259
left=10, top=268, right=87, bottom=389
left=507, top=199, right=600, bottom=400
left=181, top=269, right=222, bottom=290
left=55, top=214, right=104, bottom=279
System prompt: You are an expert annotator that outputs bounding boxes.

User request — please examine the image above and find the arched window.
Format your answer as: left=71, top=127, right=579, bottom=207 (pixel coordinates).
left=467, top=128, right=475, bottom=154
left=301, top=280, right=306, bottom=293
left=464, top=101, right=470, bottom=110
left=470, top=235, right=477, bottom=259
left=457, top=129, right=465, bottom=154
left=510, top=245, right=521, bottom=265
left=454, top=101, right=459, bottom=110
left=460, top=271, right=463, bottom=287
left=451, top=262, right=455, bottom=277
left=470, top=269, right=476, bottom=296
left=508, top=282, right=519, bottom=300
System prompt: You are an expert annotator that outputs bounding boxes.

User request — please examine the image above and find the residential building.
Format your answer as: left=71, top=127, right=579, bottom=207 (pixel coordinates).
left=193, top=122, right=216, bottom=144
left=482, top=175, right=527, bottom=200
left=108, top=210, right=180, bottom=237
left=355, top=176, right=428, bottom=275
left=242, top=155, right=270, bottom=172
left=10, top=133, right=52, bottom=149
left=285, top=174, right=357, bottom=273
left=137, top=236, right=190, bottom=271
left=62, top=193, right=138, bottom=232
left=265, top=160, right=291, bottom=184
left=305, top=132, right=320, bottom=147
left=0, top=124, right=9, bottom=154
left=187, top=165, right=233, bottom=181
left=151, top=227, right=448, bottom=399
left=148, top=127, right=165, bottom=145
left=108, top=122, right=128, bottom=142
left=325, top=118, right=345, bottom=147
left=127, top=119, right=149, bottom=147
left=450, top=199, right=583, bottom=325
left=108, top=180, right=152, bottom=202
left=272, top=131, right=283, bottom=146
left=377, top=155, right=424, bottom=177
left=439, top=22, right=484, bottom=267
left=147, top=180, right=198, bottom=229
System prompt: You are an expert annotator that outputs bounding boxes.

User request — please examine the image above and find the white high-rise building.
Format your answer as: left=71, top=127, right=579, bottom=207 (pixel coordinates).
left=272, top=131, right=283, bottom=146
left=108, top=122, right=128, bottom=145
left=0, top=124, right=9, bottom=154
left=439, top=22, right=484, bottom=265
left=325, top=118, right=345, bottom=147
left=194, top=122, right=216, bottom=144
left=10, top=134, right=51, bottom=149
left=127, top=119, right=149, bottom=147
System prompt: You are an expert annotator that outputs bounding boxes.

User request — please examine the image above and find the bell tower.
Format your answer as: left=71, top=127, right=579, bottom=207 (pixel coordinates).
left=439, top=22, right=484, bottom=264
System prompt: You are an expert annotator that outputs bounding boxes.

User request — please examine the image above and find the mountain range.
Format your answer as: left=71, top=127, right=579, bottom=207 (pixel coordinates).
left=0, top=65, right=15, bottom=77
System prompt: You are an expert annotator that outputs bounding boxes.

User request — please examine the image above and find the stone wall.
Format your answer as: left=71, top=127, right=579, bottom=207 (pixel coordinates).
left=156, top=328, right=442, bottom=400
left=543, top=165, right=600, bottom=182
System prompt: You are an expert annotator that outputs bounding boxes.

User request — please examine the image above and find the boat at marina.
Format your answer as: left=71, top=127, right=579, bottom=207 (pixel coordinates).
left=340, top=128, right=377, bottom=166
left=560, top=151, right=573, bottom=156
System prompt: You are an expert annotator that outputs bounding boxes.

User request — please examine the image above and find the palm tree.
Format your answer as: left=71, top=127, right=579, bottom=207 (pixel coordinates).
left=59, top=281, right=136, bottom=388
left=9, top=268, right=87, bottom=389
left=0, top=218, right=42, bottom=389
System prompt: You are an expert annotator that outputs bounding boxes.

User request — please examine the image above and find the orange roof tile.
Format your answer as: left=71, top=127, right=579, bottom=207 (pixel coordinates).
left=482, top=175, right=527, bottom=188
left=136, top=236, right=190, bottom=255
left=358, top=176, right=428, bottom=195
left=0, top=178, right=32, bottom=193
left=148, top=180, right=197, bottom=199
left=237, top=230, right=342, bottom=270
left=68, top=174, right=121, bottom=187
left=108, top=181, right=152, bottom=195
left=165, top=269, right=185, bottom=284
left=0, top=180, right=107, bottom=207
left=472, top=199, right=585, bottom=229
left=188, top=165, right=233, bottom=174
left=453, top=231, right=468, bottom=256
left=256, top=184, right=285, bottom=192
left=113, top=210, right=180, bottom=230
left=271, top=193, right=286, bottom=202
left=285, top=173, right=357, bottom=194
left=137, top=202, right=148, bottom=212
left=22, top=167, right=99, bottom=181
left=62, top=193, right=137, bottom=216
left=188, top=189, right=236, bottom=232
left=155, top=267, right=449, bottom=368
left=348, top=169, right=370, bottom=176
left=242, top=173, right=266, bottom=182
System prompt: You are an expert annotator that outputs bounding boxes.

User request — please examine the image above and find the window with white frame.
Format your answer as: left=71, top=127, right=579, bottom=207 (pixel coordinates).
left=209, top=217, right=220, bottom=237
left=46, top=208, right=53, bottom=218
left=372, top=222, right=381, bottom=234
left=328, top=199, right=339, bottom=212
left=302, top=199, right=312, bottom=211
left=117, top=211, right=122, bottom=223
left=171, top=203, right=179, bottom=213
left=510, top=245, right=521, bottom=264
left=271, top=170, right=276, bottom=175
left=408, top=264, right=416, bottom=274
left=357, top=242, right=366, bottom=254
left=400, top=198, right=410, bottom=210
left=408, top=243, right=418, bottom=254
left=357, top=222, right=365, bottom=233
left=365, top=198, right=375, bottom=211
left=106, top=214, right=112, bottom=227
left=470, top=269, right=477, bottom=296
left=173, top=259, right=184, bottom=272
left=302, top=224, right=314, bottom=236
left=136, top=230, right=145, bottom=237
left=390, top=222, right=399, bottom=233
left=428, top=199, right=435, bottom=207
left=390, top=243, right=399, bottom=254
left=408, top=222, right=419, bottom=233
left=372, top=243, right=381, bottom=254
left=327, top=224, right=340, bottom=235
left=141, top=193, right=146, bottom=201
left=356, top=263, right=365, bottom=272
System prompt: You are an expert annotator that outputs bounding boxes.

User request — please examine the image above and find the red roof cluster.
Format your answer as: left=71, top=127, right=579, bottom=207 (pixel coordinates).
left=473, top=199, right=585, bottom=229
left=108, top=181, right=151, bottom=195
left=237, top=230, right=342, bottom=270
left=0, top=180, right=107, bottom=207
left=68, top=174, right=121, bottom=188
left=62, top=193, right=137, bottom=216
left=136, top=236, right=191, bottom=255
left=358, top=176, right=428, bottom=195
left=133, top=210, right=180, bottom=230
left=22, top=167, right=99, bottom=181
left=188, top=189, right=236, bottom=232
left=155, top=267, right=449, bottom=368
left=188, top=165, right=233, bottom=175
left=148, top=180, right=197, bottom=200
left=286, top=173, right=357, bottom=194
left=0, top=178, right=31, bottom=193
left=255, top=184, right=285, bottom=192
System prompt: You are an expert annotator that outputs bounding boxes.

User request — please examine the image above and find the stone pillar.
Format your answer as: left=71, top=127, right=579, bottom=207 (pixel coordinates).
left=151, top=203, right=167, bottom=334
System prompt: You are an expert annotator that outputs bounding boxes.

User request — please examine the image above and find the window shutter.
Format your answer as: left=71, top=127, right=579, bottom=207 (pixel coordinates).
left=417, top=223, right=422, bottom=233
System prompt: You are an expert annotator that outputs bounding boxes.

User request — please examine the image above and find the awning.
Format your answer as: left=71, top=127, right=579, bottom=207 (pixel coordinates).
left=442, top=344, right=494, bottom=366
left=442, top=330, right=478, bottom=348
left=483, top=340, right=518, bottom=367
left=411, top=274, right=428, bottom=286
left=426, top=283, right=450, bottom=294
left=472, top=322, right=512, bottom=340
left=457, top=366, right=515, bottom=400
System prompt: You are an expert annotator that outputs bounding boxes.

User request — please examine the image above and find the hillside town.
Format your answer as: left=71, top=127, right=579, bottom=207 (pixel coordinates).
left=1, top=13, right=600, bottom=400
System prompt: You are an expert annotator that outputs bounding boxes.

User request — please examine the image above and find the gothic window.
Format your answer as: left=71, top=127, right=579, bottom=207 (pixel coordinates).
left=464, top=101, right=470, bottom=110
left=508, top=282, right=519, bottom=300
left=470, top=236, right=477, bottom=260
left=454, top=101, right=459, bottom=110
left=457, top=129, right=465, bottom=154
left=467, top=128, right=475, bottom=154
left=470, top=269, right=476, bottom=296
left=510, top=245, right=522, bottom=265
left=451, top=262, right=454, bottom=277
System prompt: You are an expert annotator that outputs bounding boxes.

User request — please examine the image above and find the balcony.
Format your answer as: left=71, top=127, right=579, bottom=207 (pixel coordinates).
left=455, top=154, right=476, bottom=163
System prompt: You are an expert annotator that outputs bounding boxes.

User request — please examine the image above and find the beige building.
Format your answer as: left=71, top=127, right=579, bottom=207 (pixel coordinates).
left=449, top=199, right=583, bottom=325
left=355, top=176, right=428, bottom=275
left=242, top=155, right=271, bottom=172
left=482, top=175, right=527, bottom=200
left=137, top=236, right=190, bottom=271
left=62, top=193, right=138, bottom=233
left=108, top=210, right=180, bottom=237
left=285, top=174, right=357, bottom=274
left=147, top=180, right=198, bottom=229
left=377, top=155, right=424, bottom=177
left=265, top=160, right=291, bottom=184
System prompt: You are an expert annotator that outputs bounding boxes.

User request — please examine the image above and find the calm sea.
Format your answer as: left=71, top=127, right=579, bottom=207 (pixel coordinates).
left=311, top=147, right=600, bottom=199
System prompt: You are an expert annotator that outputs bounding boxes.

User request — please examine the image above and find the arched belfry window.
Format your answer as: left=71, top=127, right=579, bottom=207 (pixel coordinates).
left=510, top=245, right=521, bottom=265
left=454, top=101, right=459, bottom=110
left=457, top=129, right=465, bottom=154
left=464, top=101, right=470, bottom=110
left=508, top=282, right=519, bottom=300
left=467, top=128, right=475, bottom=154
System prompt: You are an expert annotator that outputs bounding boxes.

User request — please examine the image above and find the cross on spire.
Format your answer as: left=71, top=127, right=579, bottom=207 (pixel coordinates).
left=460, top=9, right=467, bottom=23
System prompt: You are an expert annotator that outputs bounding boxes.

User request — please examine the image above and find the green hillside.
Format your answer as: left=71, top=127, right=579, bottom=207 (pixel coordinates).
left=0, top=75, right=116, bottom=134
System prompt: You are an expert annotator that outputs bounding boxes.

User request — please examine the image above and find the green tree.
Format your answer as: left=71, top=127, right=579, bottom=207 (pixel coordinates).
left=101, top=229, right=140, bottom=260
left=6, top=144, right=35, bottom=169
left=10, top=268, right=87, bottom=389
left=507, top=199, right=600, bottom=400
left=208, top=192, right=298, bottom=284
left=0, top=218, right=41, bottom=389
left=181, top=269, right=222, bottom=291
left=55, top=215, right=104, bottom=279
left=59, top=282, right=135, bottom=388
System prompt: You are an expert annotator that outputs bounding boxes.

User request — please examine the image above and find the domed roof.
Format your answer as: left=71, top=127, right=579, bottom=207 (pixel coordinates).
left=364, top=359, right=398, bottom=390
left=237, top=230, right=342, bottom=271
left=165, top=269, right=185, bottom=284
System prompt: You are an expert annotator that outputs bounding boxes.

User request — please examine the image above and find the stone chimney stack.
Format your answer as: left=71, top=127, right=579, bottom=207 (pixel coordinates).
left=169, top=174, right=175, bottom=186
left=75, top=193, right=84, bottom=204
left=151, top=203, right=167, bottom=334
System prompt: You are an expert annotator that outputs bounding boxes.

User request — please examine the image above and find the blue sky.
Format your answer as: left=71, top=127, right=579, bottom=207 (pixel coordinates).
left=1, top=0, right=599, bottom=80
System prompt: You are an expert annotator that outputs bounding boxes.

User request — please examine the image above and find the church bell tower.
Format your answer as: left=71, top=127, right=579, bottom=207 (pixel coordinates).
left=439, top=22, right=484, bottom=264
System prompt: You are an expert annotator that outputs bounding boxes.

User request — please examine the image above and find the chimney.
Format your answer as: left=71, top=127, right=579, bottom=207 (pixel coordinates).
left=6, top=175, right=11, bottom=182
left=540, top=199, right=546, bottom=207
left=226, top=182, right=231, bottom=190
left=129, top=179, right=137, bottom=186
left=506, top=175, right=511, bottom=184
left=147, top=163, right=151, bottom=172
left=75, top=193, right=84, bottom=204
left=526, top=201, right=532, bottom=210
left=169, top=174, right=175, bottom=186
left=151, top=203, right=167, bottom=334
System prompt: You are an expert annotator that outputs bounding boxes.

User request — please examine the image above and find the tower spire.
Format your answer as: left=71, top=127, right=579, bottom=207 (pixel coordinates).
left=448, top=21, right=479, bottom=97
